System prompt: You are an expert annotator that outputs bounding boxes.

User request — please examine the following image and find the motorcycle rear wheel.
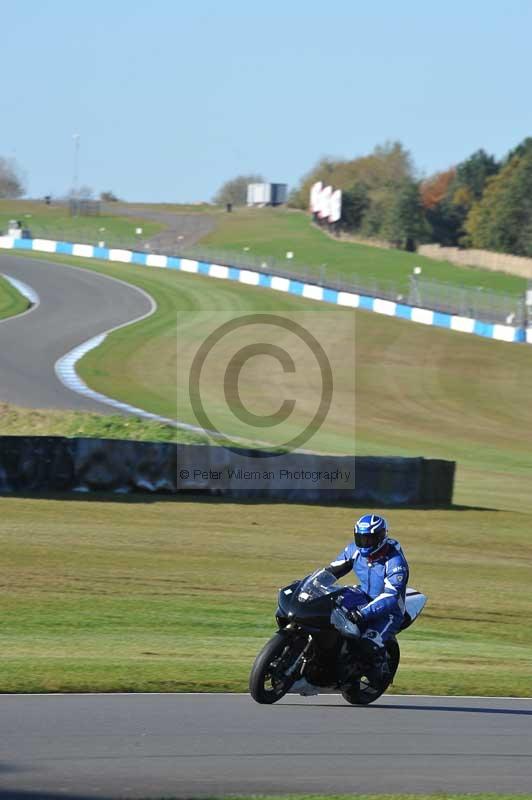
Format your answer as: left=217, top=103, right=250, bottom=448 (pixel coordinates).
left=341, top=639, right=400, bottom=706
left=249, top=631, right=307, bottom=704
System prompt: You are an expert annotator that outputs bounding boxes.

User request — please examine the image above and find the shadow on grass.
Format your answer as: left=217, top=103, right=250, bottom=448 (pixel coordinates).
left=0, top=491, right=500, bottom=512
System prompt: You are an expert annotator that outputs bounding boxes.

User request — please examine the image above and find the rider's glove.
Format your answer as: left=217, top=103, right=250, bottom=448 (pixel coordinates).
left=348, top=607, right=366, bottom=631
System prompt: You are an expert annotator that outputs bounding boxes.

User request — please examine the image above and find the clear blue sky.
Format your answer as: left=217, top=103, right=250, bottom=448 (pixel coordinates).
left=3, top=0, right=532, bottom=202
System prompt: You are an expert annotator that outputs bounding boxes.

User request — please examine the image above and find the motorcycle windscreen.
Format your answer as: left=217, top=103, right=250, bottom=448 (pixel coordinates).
left=405, top=587, right=427, bottom=622
left=297, top=568, right=338, bottom=602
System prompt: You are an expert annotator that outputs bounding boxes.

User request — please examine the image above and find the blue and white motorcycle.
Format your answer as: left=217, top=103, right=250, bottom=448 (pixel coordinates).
left=249, top=568, right=426, bottom=705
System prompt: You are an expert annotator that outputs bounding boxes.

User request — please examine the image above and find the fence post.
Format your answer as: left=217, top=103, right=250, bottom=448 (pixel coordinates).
left=409, top=267, right=422, bottom=306
left=525, top=282, right=532, bottom=342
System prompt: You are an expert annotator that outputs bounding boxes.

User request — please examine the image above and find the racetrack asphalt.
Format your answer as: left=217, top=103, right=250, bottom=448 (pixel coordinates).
left=0, top=254, right=153, bottom=414
left=0, top=693, right=531, bottom=798
left=103, top=203, right=216, bottom=254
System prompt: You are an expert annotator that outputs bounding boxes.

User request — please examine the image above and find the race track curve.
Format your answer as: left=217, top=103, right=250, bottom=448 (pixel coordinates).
left=0, top=693, right=531, bottom=798
left=0, top=254, right=154, bottom=414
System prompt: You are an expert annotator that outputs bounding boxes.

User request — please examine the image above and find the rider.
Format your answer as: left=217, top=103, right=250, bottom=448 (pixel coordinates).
left=326, top=513, right=409, bottom=684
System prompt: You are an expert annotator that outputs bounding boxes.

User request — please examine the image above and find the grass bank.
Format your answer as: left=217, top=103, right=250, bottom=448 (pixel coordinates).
left=0, top=402, right=198, bottom=442
left=0, top=199, right=163, bottom=247
left=0, top=403, right=284, bottom=452
left=201, top=207, right=525, bottom=296
left=0, top=273, right=29, bottom=320
left=4, top=249, right=532, bottom=512
left=1, top=251, right=531, bottom=697
left=1, top=496, right=531, bottom=695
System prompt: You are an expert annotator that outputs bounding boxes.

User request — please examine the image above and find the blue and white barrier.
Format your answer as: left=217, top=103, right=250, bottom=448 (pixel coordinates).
left=1, top=235, right=529, bottom=345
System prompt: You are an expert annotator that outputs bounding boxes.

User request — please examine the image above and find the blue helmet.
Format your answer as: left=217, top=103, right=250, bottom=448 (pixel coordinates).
left=354, top=513, right=388, bottom=557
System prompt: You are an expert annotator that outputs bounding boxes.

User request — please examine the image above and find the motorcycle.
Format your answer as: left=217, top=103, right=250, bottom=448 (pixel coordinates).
left=249, top=567, right=426, bottom=705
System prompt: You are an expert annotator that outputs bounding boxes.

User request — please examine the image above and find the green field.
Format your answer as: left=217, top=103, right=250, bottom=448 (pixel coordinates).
left=1, top=199, right=526, bottom=296
left=200, top=207, right=526, bottom=296
left=0, top=272, right=30, bottom=320
left=0, top=199, right=162, bottom=247
left=2, top=234, right=532, bottom=697
left=4, top=249, right=532, bottom=512
left=1, top=496, right=531, bottom=695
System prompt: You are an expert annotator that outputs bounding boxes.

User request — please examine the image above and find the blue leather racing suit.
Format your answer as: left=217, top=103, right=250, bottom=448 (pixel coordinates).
left=328, top=537, right=409, bottom=649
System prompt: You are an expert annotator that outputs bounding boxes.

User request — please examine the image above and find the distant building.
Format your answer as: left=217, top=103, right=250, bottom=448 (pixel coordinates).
left=247, top=182, right=288, bottom=207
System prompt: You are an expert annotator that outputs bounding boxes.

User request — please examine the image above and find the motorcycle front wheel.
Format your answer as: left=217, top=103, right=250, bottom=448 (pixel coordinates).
left=341, top=638, right=400, bottom=706
left=249, top=631, right=308, bottom=704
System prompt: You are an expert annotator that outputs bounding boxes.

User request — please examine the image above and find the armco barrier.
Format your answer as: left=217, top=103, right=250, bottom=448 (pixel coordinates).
left=0, top=437, right=455, bottom=506
left=0, top=235, right=529, bottom=344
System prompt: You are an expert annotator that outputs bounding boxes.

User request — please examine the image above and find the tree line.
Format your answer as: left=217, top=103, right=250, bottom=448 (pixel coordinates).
left=214, top=138, right=532, bottom=257
left=288, top=138, right=532, bottom=257
left=7, top=136, right=532, bottom=259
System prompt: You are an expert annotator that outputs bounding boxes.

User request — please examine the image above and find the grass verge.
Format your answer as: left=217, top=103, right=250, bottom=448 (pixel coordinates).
left=0, top=273, right=30, bottom=320
left=0, top=403, right=287, bottom=452
left=201, top=207, right=526, bottom=295
left=0, top=199, right=163, bottom=247
left=3, top=249, right=532, bottom=512
left=1, top=497, right=531, bottom=696
left=0, top=402, right=200, bottom=442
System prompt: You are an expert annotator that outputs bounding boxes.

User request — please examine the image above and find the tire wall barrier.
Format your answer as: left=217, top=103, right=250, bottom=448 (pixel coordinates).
left=0, top=437, right=455, bottom=506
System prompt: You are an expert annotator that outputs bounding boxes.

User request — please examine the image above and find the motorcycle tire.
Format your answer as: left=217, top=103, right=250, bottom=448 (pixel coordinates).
left=249, top=631, right=308, bottom=704
left=341, top=638, right=400, bottom=706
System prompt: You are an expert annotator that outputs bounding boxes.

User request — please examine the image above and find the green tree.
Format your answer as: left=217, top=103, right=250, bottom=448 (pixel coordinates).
left=100, top=190, right=120, bottom=202
left=340, top=183, right=369, bottom=230
left=359, top=187, right=395, bottom=239
left=466, top=147, right=532, bottom=255
left=288, top=158, right=337, bottom=209
left=289, top=142, right=414, bottom=210
left=452, top=149, right=499, bottom=202
left=213, top=173, right=265, bottom=206
left=381, top=181, right=427, bottom=250
left=0, top=157, right=25, bottom=198
left=421, top=151, right=499, bottom=246
left=290, top=142, right=420, bottom=248
left=504, top=136, right=532, bottom=162
left=424, top=197, right=464, bottom=246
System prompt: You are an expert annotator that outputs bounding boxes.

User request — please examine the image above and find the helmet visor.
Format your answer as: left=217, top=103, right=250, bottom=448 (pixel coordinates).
left=354, top=530, right=385, bottom=550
